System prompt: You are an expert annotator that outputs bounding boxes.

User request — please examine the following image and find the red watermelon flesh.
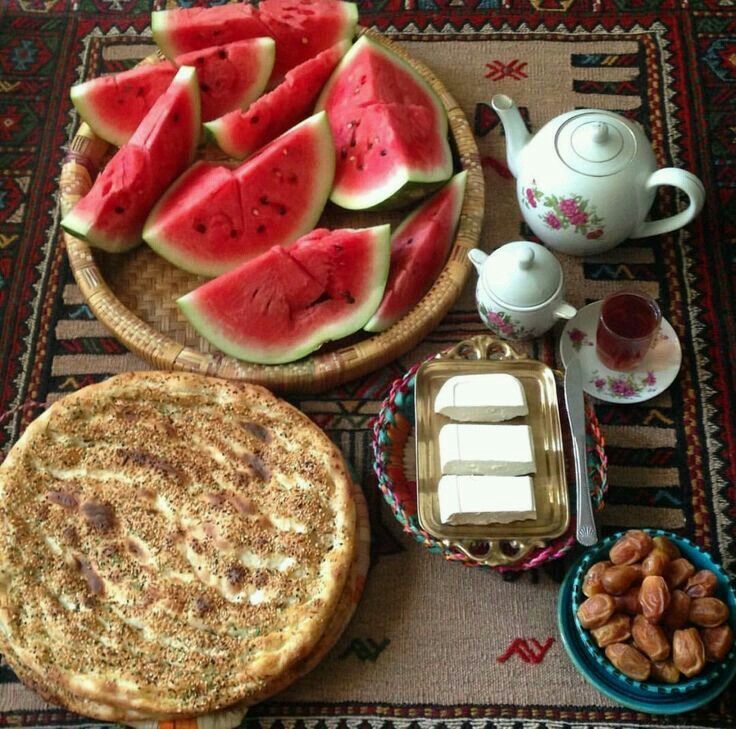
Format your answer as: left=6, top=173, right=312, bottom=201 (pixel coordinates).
left=206, top=40, right=349, bottom=160
left=316, top=35, right=452, bottom=210
left=257, top=0, right=357, bottom=79
left=178, top=225, right=390, bottom=364
left=61, top=66, right=200, bottom=253
left=70, top=62, right=176, bottom=147
left=152, top=4, right=267, bottom=60
left=152, top=0, right=357, bottom=80
left=70, top=40, right=275, bottom=147
left=365, top=171, right=467, bottom=333
left=144, top=112, right=335, bottom=277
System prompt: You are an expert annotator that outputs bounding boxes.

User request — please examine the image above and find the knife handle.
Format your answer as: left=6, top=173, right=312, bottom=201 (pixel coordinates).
left=573, top=435, right=598, bottom=546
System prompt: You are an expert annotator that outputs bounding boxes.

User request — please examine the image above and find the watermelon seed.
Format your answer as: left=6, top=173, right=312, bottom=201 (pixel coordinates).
left=277, top=205, right=287, bottom=216
left=350, top=139, right=356, bottom=147
left=218, top=49, right=227, bottom=60
left=287, top=174, right=298, bottom=184
left=407, top=238, right=414, bottom=245
left=114, top=206, right=125, bottom=215
left=357, top=163, right=364, bottom=171
left=136, top=87, right=145, bottom=97
left=173, top=113, right=180, bottom=123
left=340, top=148, right=347, bottom=159
left=251, top=208, right=260, bottom=216
left=260, top=196, right=269, bottom=205
left=230, top=230, right=238, bottom=238
left=380, top=149, right=387, bottom=156
left=257, top=225, right=266, bottom=234
left=195, top=223, right=207, bottom=234
left=360, top=75, right=367, bottom=84
left=340, top=291, right=355, bottom=304
left=201, top=83, right=210, bottom=93
left=251, top=115, right=260, bottom=124
left=368, top=142, right=373, bottom=149
left=310, top=292, right=332, bottom=307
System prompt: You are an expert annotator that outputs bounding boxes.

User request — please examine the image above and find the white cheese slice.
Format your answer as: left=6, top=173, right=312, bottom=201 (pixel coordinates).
left=434, top=373, right=528, bottom=422
left=438, top=474, right=536, bottom=524
left=439, top=423, right=536, bottom=476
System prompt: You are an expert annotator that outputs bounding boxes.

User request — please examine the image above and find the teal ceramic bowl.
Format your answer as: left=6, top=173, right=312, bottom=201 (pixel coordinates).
left=558, top=530, right=736, bottom=713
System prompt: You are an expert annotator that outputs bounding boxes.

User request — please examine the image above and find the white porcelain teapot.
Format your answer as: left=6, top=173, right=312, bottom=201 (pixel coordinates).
left=469, top=241, right=576, bottom=340
left=493, top=95, right=706, bottom=255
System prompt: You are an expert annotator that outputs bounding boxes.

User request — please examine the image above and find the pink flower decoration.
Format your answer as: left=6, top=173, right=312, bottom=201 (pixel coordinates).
left=525, top=188, right=537, bottom=208
left=569, top=211, right=589, bottom=226
left=587, top=229, right=604, bottom=240
left=559, top=198, right=580, bottom=217
left=611, top=379, right=636, bottom=397
left=645, top=371, right=657, bottom=386
left=569, top=328, right=586, bottom=343
left=545, top=212, right=561, bottom=230
left=594, top=378, right=606, bottom=390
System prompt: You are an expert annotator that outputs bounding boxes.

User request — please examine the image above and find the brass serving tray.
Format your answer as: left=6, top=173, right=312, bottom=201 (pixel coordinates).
left=415, top=336, right=570, bottom=566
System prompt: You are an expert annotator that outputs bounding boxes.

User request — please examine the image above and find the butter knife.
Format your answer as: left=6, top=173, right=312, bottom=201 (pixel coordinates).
left=564, top=358, right=598, bottom=546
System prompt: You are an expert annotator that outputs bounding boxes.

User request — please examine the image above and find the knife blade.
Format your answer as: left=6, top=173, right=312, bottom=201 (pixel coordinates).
left=564, top=358, right=598, bottom=546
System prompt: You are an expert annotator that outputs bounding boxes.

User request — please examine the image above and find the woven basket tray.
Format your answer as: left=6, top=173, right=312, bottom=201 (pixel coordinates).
left=58, top=28, right=484, bottom=394
left=371, top=338, right=609, bottom=571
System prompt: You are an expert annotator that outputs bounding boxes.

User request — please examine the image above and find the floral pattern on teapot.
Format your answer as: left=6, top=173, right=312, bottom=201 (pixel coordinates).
left=522, top=180, right=605, bottom=240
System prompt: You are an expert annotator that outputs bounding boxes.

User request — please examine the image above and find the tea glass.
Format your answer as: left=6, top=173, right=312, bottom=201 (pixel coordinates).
left=596, top=291, right=662, bottom=372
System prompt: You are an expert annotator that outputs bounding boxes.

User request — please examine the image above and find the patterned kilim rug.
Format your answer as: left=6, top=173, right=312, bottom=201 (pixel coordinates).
left=2, top=0, right=736, bottom=727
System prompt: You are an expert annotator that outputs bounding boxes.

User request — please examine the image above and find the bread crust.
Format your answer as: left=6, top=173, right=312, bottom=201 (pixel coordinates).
left=0, top=372, right=355, bottom=718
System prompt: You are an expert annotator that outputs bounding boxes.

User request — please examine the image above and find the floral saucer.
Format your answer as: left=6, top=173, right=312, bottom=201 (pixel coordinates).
left=559, top=300, right=682, bottom=404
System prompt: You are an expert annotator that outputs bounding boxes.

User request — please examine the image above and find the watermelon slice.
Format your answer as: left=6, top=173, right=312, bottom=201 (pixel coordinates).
left=365, top=171, right=467, bottom=333
left=178, top=225, right=390, bottom=364
left=257, top=0, right=357, bottom=79
left=152, top=0, right=357, bottom=80
left=143, top=112, right=335, bottom=276
left=316, top=35, right=453, bottom=210
left=70, top=39, right=275, bottom=147
left=152, top=4, right=267, bottom=60
left=62, top=66, right=200, bottom=253
left=206, top=40, right=349, bottom=160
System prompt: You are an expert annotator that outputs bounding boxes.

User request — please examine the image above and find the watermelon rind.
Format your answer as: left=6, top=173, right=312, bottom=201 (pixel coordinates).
left=61, top=66, right=200, bottom=254
left=364, top=170, right=467, bottom=333
left=315, top=35, right=453, bottom=211
left=143, top=111, right=335, bottom=276
left=177, top=224, right=391, bottom=364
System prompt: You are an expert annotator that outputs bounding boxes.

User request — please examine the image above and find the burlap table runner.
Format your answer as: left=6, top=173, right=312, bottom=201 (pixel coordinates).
left=1, top=1, right=735, bottom=726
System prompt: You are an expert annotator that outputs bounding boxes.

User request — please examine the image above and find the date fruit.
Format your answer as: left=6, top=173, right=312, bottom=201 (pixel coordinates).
left=650, top=659, right=681, bottom=684
left=632, top=614, right=670, bottom=661
left=701, top=624, right=734, bottom=662
left=663, top=590, right=692, bottom=630
left=664, top=558, right=696, bottom=590
left=605, top=642, right=652, bottom=681
left=639, top=576, right=671, bottom=623
left=615, top=587, right=641, bottom=615
left=583, top=560, right=612, bottom=598
left=653, top=535, right=680, bottom=561
left=689, top=597, right=729, bottom=628
left=673, top=628, right=706, bottom=678
left=602, top=565, right=642, bottom=595
left=577, top=594, right=616, bottom=629
left=642, top=549, right=670, bottom=577
left=684, top=570, right=718, bottom=599
left=591, top=613, right=632, bottom=648
left=610, top=530, right=654, bottom=565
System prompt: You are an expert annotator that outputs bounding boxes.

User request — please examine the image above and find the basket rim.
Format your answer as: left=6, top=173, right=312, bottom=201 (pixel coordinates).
left=59, top=27, right=485, bottom=394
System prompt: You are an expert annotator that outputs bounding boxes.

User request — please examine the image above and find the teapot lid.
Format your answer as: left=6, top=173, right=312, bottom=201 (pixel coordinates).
left=483, top=241, right=562, bottom=308
left=555, top=111, right=638, bottom=177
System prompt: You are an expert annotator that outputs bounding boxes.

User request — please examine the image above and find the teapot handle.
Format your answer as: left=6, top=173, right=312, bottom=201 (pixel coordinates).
left=630, top=168, right=705, bottom=239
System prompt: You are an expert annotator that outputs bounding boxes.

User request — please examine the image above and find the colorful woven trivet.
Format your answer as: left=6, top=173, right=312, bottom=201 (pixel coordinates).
left=372, top=357, right=608, bottom=572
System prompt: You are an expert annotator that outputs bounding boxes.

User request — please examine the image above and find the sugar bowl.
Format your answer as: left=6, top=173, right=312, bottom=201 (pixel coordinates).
left=469, top=241, right=576, bottom=340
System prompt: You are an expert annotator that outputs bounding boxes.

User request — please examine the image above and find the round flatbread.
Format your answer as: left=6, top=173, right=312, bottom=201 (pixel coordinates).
left=0, top=372, right=355, bottom=718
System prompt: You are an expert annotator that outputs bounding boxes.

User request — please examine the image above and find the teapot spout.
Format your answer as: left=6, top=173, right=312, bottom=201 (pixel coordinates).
left=492, top=94, right=530, bottom=179
left=468, top=248, right=488, bottom=273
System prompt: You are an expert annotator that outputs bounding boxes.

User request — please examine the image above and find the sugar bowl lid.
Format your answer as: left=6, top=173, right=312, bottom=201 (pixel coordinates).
left=483, top=241, right=562, bottom=308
